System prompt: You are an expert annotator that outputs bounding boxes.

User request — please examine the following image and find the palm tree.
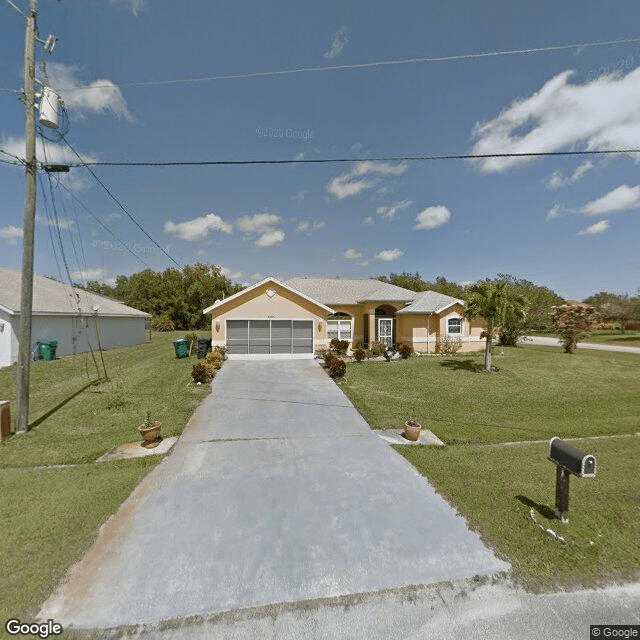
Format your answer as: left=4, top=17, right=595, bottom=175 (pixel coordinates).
left=464, top=281, right=527, bottom=372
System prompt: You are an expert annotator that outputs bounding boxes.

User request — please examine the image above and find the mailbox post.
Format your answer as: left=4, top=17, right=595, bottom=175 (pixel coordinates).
left=548, top=437, right=596, bottom=523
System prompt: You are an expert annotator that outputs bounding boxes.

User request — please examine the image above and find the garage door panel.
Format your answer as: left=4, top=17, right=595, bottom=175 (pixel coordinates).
left=292, top=320, right=313, bottom=353
left=227, top=320, right=249, bottom=354
left=248, top=320, right=270, bottom=354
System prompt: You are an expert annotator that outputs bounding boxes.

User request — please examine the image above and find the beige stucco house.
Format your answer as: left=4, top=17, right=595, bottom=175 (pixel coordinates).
left=203, top=277, right=485, bottom=358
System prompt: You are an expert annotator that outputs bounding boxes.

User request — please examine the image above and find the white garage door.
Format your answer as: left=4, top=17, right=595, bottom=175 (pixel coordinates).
left=226, top=320, right=314, bottom=355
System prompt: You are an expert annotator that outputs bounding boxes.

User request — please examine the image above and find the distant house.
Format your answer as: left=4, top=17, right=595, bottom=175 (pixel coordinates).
left=0, top=267, right=151, bottom=368
left=203, top=276, right=485, bottom=358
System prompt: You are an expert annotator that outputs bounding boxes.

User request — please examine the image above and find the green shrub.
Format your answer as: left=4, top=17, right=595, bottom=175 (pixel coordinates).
left=191, top=362, right=213, bottom=383
left=353, top=348, right=366, bottom=362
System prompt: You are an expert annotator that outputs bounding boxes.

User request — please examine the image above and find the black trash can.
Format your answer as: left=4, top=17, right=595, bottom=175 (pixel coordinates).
left=197, top=338, right=212, bottom=359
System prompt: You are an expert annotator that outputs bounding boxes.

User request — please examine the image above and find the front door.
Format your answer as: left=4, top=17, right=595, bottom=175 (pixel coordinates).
left=377, top=318, right=394, bottom=348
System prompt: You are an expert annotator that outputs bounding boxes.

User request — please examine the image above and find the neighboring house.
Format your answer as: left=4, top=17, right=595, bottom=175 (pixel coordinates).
left=203, top=276, right=485, bottom=358
left=0, top=267, right=151, bottom=368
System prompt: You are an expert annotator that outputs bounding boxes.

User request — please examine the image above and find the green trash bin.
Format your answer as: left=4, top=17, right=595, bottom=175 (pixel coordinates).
left=49, top=340, right=58, bottom=360
left=173, top=339, right=190, bottom=358
left=39, top=342, right=54, bottom=361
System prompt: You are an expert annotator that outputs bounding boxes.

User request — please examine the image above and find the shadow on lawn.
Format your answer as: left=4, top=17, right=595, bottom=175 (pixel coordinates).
left=439, top=358, right=484, bottom=372
left=28, top=380, right=101, bottom=430
left=516, top=495, right=555, bottom=521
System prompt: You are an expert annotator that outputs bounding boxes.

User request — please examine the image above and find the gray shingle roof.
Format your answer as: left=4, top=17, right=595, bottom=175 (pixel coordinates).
left=396, top=290, right=464, bottom=314
left=285, top=278, right=416, bottom=305
left=0, top=268, right=150, bottom=317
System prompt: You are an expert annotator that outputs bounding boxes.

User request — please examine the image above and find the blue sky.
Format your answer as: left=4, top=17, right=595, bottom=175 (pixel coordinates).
left=1, top=0, right=640, bottom=300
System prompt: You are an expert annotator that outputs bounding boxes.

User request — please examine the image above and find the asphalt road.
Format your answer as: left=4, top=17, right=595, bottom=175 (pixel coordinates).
left=522, top=336, right=640, bottom=354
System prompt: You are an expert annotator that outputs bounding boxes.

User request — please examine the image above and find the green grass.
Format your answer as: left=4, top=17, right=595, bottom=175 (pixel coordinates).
left=580, top=330, right=640, bottom=348
left=338, top=344, right=640, bottom=590
left=398, top=438, right=640, bottom=591
left=0, top=331, right=212, bottom=623
left=0, top=331, right=211, bottom=468
left=340, top=346, right=640, bottom=444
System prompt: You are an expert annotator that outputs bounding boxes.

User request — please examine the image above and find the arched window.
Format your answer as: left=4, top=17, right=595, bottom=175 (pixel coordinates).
left=447, top=317, right=462, bottom=334
left=327, top=312, right=352, bottom=341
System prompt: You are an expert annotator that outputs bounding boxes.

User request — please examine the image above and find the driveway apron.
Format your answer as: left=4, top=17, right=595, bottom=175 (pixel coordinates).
left=39, top=359, right=509, bottom=630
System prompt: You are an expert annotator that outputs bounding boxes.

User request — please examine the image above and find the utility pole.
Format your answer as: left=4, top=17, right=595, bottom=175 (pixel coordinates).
left=16, top=0, right=38, bottom=433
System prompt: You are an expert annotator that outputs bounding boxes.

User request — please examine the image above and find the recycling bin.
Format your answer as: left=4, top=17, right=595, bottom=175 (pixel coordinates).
left=173, top=339, right=190, bottom=358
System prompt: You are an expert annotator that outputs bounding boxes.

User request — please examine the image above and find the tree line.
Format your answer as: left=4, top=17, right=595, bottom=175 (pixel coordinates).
left=82, top=264, right=640, bottom=335
left=378, top=271, right=640, bottom=334
left=84, top=263, right=242, bottom=331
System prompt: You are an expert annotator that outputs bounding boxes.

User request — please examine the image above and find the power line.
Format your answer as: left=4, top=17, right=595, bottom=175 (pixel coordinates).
left=49, top=36, right=640, bottom=92
left=56, top=181, right=151, bottom=269
left=60, top=134, right=183, bottom=269
left=64, top=148, right=640, bottom=168
left=0, top=148, right=25, bottom=165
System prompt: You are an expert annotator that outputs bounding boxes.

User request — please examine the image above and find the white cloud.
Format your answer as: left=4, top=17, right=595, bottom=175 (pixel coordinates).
left=37, top=215, right=74, bottom=230
left=106, top=0, right=144, bottom=14
left=578, top=220, right=610, bottom=236
left=545, top=204, right=562, bottom=220
left=581, top=184, right=640, bottom=215
left=547, top=161, right=594, bottom=190
left=250, top=273, right=263, bottom=281
left=375, top=248, right=404, bottom=261
left=236, top=213, right=281, bottom=233
left=327, top=161, right=409, bottom=200
left=46, top=63, right=133, bottom=121
left=471, top=66, right=640, bottom=173
left=297, top=219, right=326, bottom=233
left=3, top=136, right=97, bottom=192
left=376, top=199, right=413, bottom=220
left=70, top=267, right=113, bottom=284
left=571, top=160, right=594, bottom=182
left=236, top=212, right=285, bottom=247
left=344, top=249, right=363, bottom=260
left=255, top=229, right=285, bottom=247
left=414, top=206, right=451, bottom=230
left=220, top=266, right=243, bottom=281
left=363, top=216, right=374, bottom=225
left=0, top=225, right=23, bottom=244
left=547, top=171, right=568, bottom=190
left=164, top=213, right=233, bottom=241
left=324, top=26, right=349, bottom=60
left=292, top=190, right=307, bottom=202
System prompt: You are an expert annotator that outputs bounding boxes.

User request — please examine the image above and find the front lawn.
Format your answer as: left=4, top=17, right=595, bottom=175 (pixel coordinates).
left=339, top=345, right=640, bottom=590
left=340, top=346, right=640, bottom=444
left=0, top=331, right=212, bottom=623
left=400, top=438, right=640, bottom=591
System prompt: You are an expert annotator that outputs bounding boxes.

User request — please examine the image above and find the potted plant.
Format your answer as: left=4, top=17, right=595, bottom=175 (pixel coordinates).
left=404, top=418, right=422, bottom=442
left=139, top=410, right=161, bottom=445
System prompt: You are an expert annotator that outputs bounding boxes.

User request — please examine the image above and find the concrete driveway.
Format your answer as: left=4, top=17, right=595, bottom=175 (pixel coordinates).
left=39, top=359, right=508, bottom=632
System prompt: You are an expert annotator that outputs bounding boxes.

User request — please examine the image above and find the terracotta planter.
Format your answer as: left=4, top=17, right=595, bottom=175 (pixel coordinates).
left=404, top=421, right=422, bottom=442
left=139, top=421, right=161, bottom=444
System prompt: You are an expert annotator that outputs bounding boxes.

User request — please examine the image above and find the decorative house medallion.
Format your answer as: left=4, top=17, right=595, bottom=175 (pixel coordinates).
left=266, top=289, right=276, bottom=298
